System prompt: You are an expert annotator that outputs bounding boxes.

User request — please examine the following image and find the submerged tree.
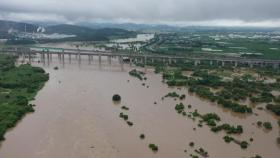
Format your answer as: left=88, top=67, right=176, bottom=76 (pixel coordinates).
left=112, top=94, right=121, bottom=102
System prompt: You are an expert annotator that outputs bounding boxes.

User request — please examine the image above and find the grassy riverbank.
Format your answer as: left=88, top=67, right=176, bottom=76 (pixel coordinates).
left=0, top=54, right=49, bottom=141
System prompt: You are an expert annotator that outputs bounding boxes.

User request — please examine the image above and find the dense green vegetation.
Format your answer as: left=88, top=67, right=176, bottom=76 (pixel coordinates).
left=151, top=60, right=280, bottom=152
left=190, top=155, right=199, bottom=158
left=165, top=92, right=186, bottom=100
left=0, top=54, right=49, bottom=141
left=223, top=136, right=249, bottom=149
left=154, top=62, right=280, bottom=114
left=211, top=124, right=243, bottom=134
left=189, top=70, right=264, bottom=113
left=175, top=103, right=185, bottom=113
left=263, top=122, right=273, bottom=130
left=163, top=69, right=188, bottom=86
left=174, top=104, right=246, bottom=141
left=165, top=92, right=180, bottom=98
left=177, top=108, right=250, bottom=149
left=201, top=113, right=220, bottom=126
left=240, top=141, right=249, bottom=149
left=129, top=69, right=145, bottom=80
left=223, top=135, right=234, bottom=143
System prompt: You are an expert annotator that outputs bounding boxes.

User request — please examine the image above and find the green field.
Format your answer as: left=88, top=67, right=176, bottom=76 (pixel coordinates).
left=143, top=32, right=280, bottom=59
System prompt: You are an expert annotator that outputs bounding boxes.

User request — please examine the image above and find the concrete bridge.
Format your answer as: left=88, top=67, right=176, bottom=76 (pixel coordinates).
left=1, top=46, right=280, bottom=69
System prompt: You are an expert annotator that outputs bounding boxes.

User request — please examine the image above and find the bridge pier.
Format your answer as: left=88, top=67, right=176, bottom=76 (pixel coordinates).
left=144, top=56, right=147, bottom=66
left=8, top=47, right=280, bottom=70
left=119, top=56, right=124, bottom=66
left=42, top=53, right=46, bottom=65
left=62, top=52, right=65, bottom=66
left=78, top=52, right=81, bottom=65
left=98, top=54, right=101, bottom=65
left=50, top=53, right=52, bottom=62
left=47, top=52, right=50, bottom=65
left=58, top=54, right=61, bottom=63
left=40, top=53, right=43, bottom=63
left=69, top=54, right=71, bottom=64
left=108, top=56, right=112, bottom=65
left=88, top=55, right=91, bottom=64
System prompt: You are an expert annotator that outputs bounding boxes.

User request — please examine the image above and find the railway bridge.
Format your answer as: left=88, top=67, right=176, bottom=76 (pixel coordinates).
left=1, top=46, right=280, bottom=69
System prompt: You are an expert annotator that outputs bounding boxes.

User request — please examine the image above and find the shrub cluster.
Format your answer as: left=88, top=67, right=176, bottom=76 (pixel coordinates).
left=112, top=94, right=121, bottom=102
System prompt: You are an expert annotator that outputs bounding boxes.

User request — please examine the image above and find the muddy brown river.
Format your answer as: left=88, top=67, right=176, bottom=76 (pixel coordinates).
left=0, top=55, right=279, bottom=158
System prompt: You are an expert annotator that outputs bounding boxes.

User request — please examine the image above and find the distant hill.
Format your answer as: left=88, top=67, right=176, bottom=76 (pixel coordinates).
left=45, top=24, right=136, bottom=41
left=79, top=22, right=179, bottom=32
left=0, top=20, right=38, bottom=33
left=79, top=22, right=280, bottom=33
left=0, top=20, right=137, bottom=41
left=45, top=24, right=93, bottom=35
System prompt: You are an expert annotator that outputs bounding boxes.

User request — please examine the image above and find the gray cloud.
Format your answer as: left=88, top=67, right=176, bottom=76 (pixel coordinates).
left=0, top=0, right=280, bottom=27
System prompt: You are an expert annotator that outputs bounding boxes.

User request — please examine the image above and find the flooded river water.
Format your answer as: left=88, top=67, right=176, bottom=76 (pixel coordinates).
left=0, top=55, right=279, bottom=158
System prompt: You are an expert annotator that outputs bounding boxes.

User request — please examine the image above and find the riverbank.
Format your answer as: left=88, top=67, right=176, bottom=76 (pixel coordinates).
left=0, top=54, right=49, bottom=141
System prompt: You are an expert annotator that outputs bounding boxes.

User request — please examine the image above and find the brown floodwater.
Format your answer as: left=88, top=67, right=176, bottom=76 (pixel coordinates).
left=0, top=55, right=279, bottom=158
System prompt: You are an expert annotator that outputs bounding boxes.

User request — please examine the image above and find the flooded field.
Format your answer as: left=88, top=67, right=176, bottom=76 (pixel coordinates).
left=0, top=55, right=279, bottom=158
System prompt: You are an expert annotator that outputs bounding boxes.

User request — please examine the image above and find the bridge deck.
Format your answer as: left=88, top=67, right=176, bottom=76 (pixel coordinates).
left=1, top=47, right=280, bottom=64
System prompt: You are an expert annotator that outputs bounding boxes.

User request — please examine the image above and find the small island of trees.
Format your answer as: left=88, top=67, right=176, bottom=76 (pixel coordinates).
left=149, top=143, right=159, bottom=152
left=112, top=94, right=121, bottom=102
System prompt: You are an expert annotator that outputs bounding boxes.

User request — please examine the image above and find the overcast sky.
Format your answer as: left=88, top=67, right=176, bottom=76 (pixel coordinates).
left=0, top=0, right=280, bottom=27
